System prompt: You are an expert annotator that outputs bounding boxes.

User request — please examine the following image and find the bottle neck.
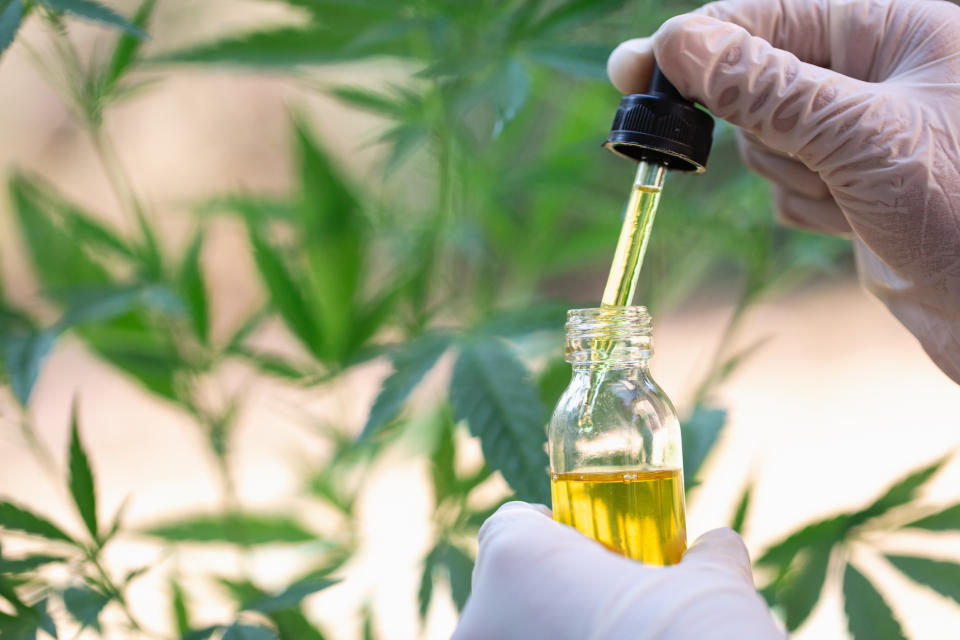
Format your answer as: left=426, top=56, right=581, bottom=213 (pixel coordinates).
left=564, top=306, right=653, bottom=365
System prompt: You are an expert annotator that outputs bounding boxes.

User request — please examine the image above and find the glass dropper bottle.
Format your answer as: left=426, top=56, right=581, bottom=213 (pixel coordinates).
left=548, top=64, right=714, bottom=565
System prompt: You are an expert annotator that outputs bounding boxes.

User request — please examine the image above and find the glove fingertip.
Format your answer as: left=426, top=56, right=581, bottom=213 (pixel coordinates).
left=683, top=527, right=755, bottom=585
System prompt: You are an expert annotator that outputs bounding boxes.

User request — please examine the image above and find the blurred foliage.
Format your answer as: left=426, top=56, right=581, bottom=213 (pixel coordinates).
left=0, top=1, right=955, bottom=640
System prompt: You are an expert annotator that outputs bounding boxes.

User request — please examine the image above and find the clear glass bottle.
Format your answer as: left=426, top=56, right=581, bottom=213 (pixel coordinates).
left=548, top=306, right=686, bottom=565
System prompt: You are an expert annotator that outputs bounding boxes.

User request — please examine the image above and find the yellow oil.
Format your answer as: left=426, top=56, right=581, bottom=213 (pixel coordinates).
left=551, top=468, right=686, bottom=565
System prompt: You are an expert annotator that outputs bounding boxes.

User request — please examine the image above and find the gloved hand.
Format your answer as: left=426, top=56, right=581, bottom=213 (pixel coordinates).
left=452, top=502, right=784, bottom=640
left=608, top=0, right=960, bottom=384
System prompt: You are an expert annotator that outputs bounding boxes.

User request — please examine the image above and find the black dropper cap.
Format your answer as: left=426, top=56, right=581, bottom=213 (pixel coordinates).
left=603, top=63, right=714, bottom=172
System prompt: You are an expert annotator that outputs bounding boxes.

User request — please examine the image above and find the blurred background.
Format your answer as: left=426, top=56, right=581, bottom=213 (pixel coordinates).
left=1, top=1, right=959, bottom=639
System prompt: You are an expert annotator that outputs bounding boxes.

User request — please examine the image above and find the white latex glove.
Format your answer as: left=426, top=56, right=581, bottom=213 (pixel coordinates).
left=608, top=0, right=960, bottom=384
left=452, top=502, right=784, bottom=640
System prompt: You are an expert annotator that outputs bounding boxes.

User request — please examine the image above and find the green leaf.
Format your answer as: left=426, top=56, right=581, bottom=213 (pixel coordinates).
left=430, top=412, right=456, bottom=503
left=243, top=578, right=339, bottom=613
left=478, top=304, right=567, bottom=339
left=62, top=585, right=108, bottom=632
left=757, top=515, right=851, bottom=568
left=37, top=0, right=146, bottom=37
left=527, top=42, right=610, bottom=79
left=886, top=554, right=960, bottom=606
left=80, top=310, right=181, bottom=401
left=166, top=580, right=190, bottom=638
left=0, top=502, right=74, bottom=544
left=0, top=553, right=64, bottom=573
left=0, top=595, right=58, bottom=639
left=67, top=401, right=98, bottom=540
left=450, top=338, right=549, bottom=504
left=245, top=218, right=321, bottom=358
left=417, top=547, right=437, bottom=621
left=292, top=115, right=365, bottom=361
left=537, top=357, right=570, bottom=411
left=490, top=59, right=529, bottom=136
left=155, top=26, right=398, bottom=66
left=730, top=481, right=752, bottom=535
left=269, top=609, right=327, bottom=640
left=0, top=328, right=57, bottom=405
left=849, top=455, right=949, bottom=527
left=777, top=545, right=832, bottom=631
left=438, top=542, right=473, bottom=613
left=10, top=173, right=110, bottom=291
left=901, top=503, right=960, bottom=531
left=361, top=335, right=448, bottom=439
left=142, top=513, right=317, bottom=545
left=681, top=406, right=727, bottom=488
left=179, top=227, right=209, bottom=343
left=843, top=564, right=906, bottom=640
left=0, top=0, right=23, bottom=59
left=221, top=624, right=278, bottom=640
left=103, top=0, right=155, bottom=90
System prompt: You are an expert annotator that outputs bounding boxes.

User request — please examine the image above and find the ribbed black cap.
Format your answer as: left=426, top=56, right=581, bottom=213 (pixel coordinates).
left=603, top=63, right=714, bottom=172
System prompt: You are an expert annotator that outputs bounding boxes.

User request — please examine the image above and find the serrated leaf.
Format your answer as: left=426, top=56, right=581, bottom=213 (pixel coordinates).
left=0, top=553, right=64, bottom=573
left=292, top=115, right=365, bottom=361
left=901, top=503, right=960, bottom=531
left=757, top=515, right=851, bottom=568
left=243, top=578, right=339, bottom=613
left=843, top=564, right=906, bottom=640
left=777, top=545, right=832, bottom=631
left=886, top=554, right=960, bottom=606
left=170, top=579, right=190, bottom=638
left=62, top=585, right=108, bottom=632
left=417, top=547, right=437, bottom=621
left=221, top=624, right=278, bottom=640
left=450, top=338, right=549, bottom=504
left=67, top=401, right=98, bottom=540
left=38, top=0, right=145, bottom=37
left=270, top=609, right=327, bottom=640
left=245, top=218, right=321, bottom=358
left=10, top=173, right=110, bottom=291
left=141, top=513, right=317, bottom=545
left=103, top=0, right=154, bottom=90
left=0, top=502, right=74, bottom=544
left=730, top=481, right=752, bottom=535
left=849, top=455, right=949, bottom=527
left=438, top=542, right=472, bottom=612
left=361, top=336, right=448, bottom=439
left=681, top=406, right=727, bottom=488
left=0, top=0, right=23, bottom=59
left=430, top=412, right=456, bottom=503
left=179, top=227, right=209, bottom=343
left=0, top=328, right=57, bottom=405
left=328, top=86, right=404, bottom=118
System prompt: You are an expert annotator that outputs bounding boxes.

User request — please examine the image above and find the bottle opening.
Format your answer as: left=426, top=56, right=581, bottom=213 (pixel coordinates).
left=565, top=306, right=653, bottom=363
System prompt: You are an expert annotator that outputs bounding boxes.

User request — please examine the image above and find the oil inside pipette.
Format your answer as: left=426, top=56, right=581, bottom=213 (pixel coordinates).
left=578, top=160, right=666, bottom=430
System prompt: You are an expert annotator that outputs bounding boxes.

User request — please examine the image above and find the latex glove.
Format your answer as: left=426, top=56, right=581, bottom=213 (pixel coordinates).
left=608, top=0, right=960, bottom=384
left=452, top=502, right=784, bottom=640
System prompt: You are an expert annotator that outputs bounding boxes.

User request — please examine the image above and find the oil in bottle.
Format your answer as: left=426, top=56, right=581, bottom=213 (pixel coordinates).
left=551, top=469, right=686, bottom=565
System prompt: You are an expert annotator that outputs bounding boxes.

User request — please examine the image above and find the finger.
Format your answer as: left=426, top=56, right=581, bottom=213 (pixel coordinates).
left=608, top=0, right=829, bottom=101
left=736, top=130, right=829, bottom=200
left=651, top=13, right=880, bottom=171
left=681, top=527, right=755, bottom=587
left=694, top=0, right=830, bottom=67
left=477, top=501, right=553, bottom=547
left=608, top=37, right=654, bottom=94
left=773, top=186, right=851, bottom=234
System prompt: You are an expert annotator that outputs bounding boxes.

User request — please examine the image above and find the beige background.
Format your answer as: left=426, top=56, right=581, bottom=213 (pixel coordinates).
left=1, top=4, right=959, bottom=639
